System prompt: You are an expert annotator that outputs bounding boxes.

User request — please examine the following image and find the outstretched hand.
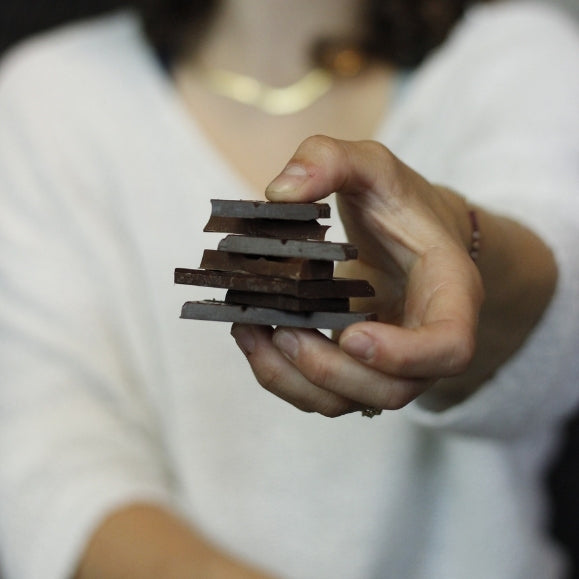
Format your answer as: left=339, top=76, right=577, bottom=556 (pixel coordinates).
left=230, top=136, right=484, bottom=416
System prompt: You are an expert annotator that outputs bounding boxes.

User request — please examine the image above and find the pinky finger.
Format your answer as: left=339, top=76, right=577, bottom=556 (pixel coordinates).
left=230, top=324, right=355, bottom=417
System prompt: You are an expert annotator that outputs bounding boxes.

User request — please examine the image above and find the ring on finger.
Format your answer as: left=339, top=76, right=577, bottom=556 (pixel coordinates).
left=361, top=407, right=383, bottom=418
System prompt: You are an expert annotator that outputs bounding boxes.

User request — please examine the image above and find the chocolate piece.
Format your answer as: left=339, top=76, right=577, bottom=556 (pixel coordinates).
left=176, top=199, right=376, bottom=330
left=175, top=268, right=375, bottom=298
left=200, top=250, right=334, bottom=280
left=210, top=199, right=331, bottom=221
left=217, top=235, right=357, bottom=261
left=225, top=290, right=350, bottom=312
left=181, top=301, right=377, bottom=330
left=203, top=216, right=329, bottom=240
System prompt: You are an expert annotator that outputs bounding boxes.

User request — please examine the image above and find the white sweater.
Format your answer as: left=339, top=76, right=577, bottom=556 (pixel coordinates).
left=0, top=2, right=578, bottom=578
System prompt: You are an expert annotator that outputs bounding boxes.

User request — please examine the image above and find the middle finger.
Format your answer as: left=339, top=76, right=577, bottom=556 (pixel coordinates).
left=270, top=326, right=429, bottom=411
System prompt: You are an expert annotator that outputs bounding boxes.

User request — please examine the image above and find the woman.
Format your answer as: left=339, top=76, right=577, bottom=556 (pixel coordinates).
left=0, top=1, right=578, bottom=578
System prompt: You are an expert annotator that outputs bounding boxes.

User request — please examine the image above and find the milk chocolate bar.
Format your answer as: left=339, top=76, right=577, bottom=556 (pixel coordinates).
left=200, top=250, right=334, bottom=280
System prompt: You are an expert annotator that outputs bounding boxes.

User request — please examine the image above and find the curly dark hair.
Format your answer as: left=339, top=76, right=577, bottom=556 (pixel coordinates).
left=138, top=0, right=477, bottom=68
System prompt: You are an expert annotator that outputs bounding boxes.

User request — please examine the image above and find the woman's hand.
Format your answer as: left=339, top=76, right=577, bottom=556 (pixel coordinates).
left=230, top=135, right=486, bottom=416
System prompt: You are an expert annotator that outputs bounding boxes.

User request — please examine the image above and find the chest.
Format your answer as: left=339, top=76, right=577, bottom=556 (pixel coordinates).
left=173, top=65, right=396, bottom=194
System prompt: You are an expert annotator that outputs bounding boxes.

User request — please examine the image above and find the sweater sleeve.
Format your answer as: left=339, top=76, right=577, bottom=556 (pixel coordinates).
left=404, top=2, right=579, bottom=439
left=0, top=39, right=175, bottom=579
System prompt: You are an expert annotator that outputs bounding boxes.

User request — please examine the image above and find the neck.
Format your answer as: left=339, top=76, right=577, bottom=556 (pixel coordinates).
left=181, top=0, right=364, bottom=86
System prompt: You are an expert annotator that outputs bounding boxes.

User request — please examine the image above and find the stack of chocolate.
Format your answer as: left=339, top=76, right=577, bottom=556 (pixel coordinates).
left=175, top=199, right=376, bottom=329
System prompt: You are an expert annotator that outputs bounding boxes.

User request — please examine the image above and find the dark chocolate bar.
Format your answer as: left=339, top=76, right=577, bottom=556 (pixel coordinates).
left=181, top=301, right=377, bottom=330
left=177, top=199, right=376, bottom=330
left=225, top=290, right=350, bottom=312
left=204, top=216, right=329, bottom=240
left=210, top=199, right=331, bottom=221
left=174, top=268, right=375, bottom=298
left=217, top=235, right=357, bottom=261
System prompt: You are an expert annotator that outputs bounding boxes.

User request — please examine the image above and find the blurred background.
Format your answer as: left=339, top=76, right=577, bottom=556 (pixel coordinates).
left=1, top=0, right=578, bottom=56
left=0, top=0, right=127, bottom=55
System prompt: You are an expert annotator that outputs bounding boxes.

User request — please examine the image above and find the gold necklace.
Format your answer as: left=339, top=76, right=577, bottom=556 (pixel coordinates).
left=198, top=67, right=334, bottom=115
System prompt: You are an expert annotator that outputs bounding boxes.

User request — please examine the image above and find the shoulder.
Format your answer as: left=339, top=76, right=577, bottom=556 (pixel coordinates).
left=0, top=10, right=143, bottom=80
left=387, top=2, right=579, bottom=210
left=405, top=1, right=579, bottom=121
left=451, top=1, right=579, bottom=53
left=0, top=10, right=151, bottom=118
left=438, top=1, right=579, bottom=82
left=0, top=11, right=165, bottom=204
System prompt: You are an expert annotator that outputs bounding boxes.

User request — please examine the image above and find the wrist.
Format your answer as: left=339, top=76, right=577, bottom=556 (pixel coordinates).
left=432, top=186, right=477, bottom=259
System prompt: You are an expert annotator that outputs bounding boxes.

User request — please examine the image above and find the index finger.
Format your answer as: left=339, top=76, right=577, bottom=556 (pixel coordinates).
left=265, top=135, right=399, bottom=203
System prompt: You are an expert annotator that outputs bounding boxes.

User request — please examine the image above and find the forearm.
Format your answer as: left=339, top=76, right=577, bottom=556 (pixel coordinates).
left=75, top=503, right=274, bottom=579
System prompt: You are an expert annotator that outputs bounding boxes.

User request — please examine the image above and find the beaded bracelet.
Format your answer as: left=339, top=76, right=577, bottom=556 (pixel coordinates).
left=468, top=209, right=481, bottom=262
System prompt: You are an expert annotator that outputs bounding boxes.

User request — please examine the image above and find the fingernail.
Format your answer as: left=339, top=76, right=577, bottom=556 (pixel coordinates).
left=266, top=164, right=308, bottom=200
left=230, top=324, right=255, bottom=356
left=273, top=328, right=299, bottom=361
left=340, top=331, right=375, bottom=361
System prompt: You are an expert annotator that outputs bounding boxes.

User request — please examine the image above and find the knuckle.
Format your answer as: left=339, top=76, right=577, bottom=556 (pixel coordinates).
left=317, top=399, right=351, bottom=418
left=446, top=329, right=476, bottom=375
left=383, top=391, right=414, bottom=410
left=301, top=134, right=339, bottom=155
left=299, top=135, right=346, bottom=170
left=361, top=139, right=392, bottom=160
left=374, top=380, right=424, bottom=411
left=255, top=363, right=288, bottom=394
left=388, top=348, right=416, bottom=375
left=293, top=401, right=316, bottom=415
left=307, top=358, right=335, bottom=389
left=374, top=389, right=402, bottom=411
left=361, top=140, right=398, bottom=175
